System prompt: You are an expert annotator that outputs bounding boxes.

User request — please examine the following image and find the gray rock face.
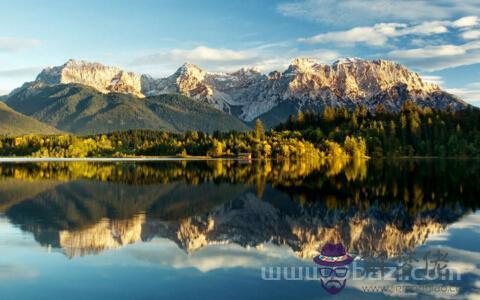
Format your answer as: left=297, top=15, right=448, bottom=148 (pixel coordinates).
left=141, top=58, right=467, bottom=121
left=34, top=58, right=468, bottom=123
left=140, top=63, right=266, bottom=114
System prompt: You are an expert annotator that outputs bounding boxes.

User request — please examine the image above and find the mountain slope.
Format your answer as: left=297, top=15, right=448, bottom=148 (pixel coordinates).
left=145, top=94, right=249, bottom=132
left=142, top=58, right=468, bottom=125
left=5, top=58, right=469, bottom=132
left=6, top=82, right=175, bottom=134
left=5, top=82, right=249, bottom=134
left=0, top=102, right=61, bottom=135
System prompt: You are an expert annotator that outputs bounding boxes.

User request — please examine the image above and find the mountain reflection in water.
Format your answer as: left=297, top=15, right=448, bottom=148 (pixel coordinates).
left=0, top=159, right=477, bottom=259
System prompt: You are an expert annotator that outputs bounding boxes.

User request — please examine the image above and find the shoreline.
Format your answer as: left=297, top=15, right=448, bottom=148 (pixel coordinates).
left=379, top=156, right=480, bottom=160
left=0, top=156, right=477, bottom=163
left=0, top=156, right=250, bottom=162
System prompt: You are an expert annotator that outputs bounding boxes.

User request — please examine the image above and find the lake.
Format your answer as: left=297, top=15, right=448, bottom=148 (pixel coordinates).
left=0, top=159, right=479, bottom=299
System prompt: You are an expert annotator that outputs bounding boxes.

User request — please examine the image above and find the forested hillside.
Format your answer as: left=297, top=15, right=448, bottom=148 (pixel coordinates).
left=277, top=101, right=480, bottom=157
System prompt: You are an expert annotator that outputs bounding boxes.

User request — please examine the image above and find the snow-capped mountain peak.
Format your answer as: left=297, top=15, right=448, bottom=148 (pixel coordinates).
left=33, top=57, right=467, bottom=125
left=332, top=57, right=363, bottom=66
left=36, top=59, right=144, bottom=98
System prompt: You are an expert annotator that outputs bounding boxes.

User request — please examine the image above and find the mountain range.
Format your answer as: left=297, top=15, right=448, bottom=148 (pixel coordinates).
left=0, top=57, right=469, bottom=135
left=5, top=82, right=248, bottom=134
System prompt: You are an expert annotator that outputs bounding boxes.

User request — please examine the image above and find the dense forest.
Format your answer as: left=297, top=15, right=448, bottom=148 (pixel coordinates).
left=0, top=101, right=478, bottom=158
left=0, top=124, right=356, bottom=160
left=277, top=101, right=480, bottom=157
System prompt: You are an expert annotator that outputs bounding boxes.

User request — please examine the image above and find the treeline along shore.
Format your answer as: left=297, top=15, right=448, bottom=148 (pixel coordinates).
left=0, top=102, right=479, bottom=159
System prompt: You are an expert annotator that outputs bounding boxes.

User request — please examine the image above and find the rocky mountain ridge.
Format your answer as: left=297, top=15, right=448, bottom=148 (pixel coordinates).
left=36, top=59, right=144, bottom=98
left=30, top=58, right=468, bottom=125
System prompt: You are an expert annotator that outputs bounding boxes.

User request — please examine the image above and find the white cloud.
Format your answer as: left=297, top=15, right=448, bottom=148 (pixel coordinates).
left=278, top=0, right=480, bottom=25
left=388, top=42, right=480, bottom=71
left=0, top=67, right=41, bottom=78
left=452, top=16, right=479, bottom=28
left=465, top=82, right=480, bottom=89
left=299, top=20, right=449, bottom=46
left=0, top=37, right=41, bottom=52
left=299, top=23, right=403, bottom=46
left=126, top=238, right=301, bottom=272
left=462, top=30, right=480, bottom=40
left=447, top=86, right=480, bottom=107
left=170, top=46, right=256, bottom=62
left=409, top=38, right=435, bottom=47
left=401, top=21, right=449, bottom=35
left=133, top=46, right=258, bottom=65
left=130, top=45, right=341, bottom=77
left=389, top=45, right=466, bottom=59
left=0, top=67, right=42, bottom=95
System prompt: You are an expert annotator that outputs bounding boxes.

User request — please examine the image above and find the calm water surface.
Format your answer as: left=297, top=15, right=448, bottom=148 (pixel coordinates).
left=0, top=159, right=479, bottom=299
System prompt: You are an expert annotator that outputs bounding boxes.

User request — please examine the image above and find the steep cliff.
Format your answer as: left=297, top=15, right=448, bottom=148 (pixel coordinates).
left=36, top=59, right=144, bottom=98
left=141, top=58, right=467, bottom=123
left=21, top=58, right=468, bottom=128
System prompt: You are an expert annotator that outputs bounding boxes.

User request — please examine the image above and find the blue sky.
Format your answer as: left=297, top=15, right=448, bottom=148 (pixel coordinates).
left=1, top=0, right=480, bottom=106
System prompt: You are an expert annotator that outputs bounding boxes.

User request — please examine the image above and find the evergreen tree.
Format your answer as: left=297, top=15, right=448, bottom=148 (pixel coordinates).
left=255, top=119, right=265, bottom=140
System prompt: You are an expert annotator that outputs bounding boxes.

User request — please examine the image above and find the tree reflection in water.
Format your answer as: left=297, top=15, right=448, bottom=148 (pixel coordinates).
left=0, top=159, right=477, bottom=258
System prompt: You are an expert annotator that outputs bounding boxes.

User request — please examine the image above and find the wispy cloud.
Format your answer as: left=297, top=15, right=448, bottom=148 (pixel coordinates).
left=295, top=12, right=480, bottom=71
left=0, top=37, right=41, bottom=52
left=278, top=0, right=480, bottom=25
left=389, top=45, right=467, bottom=59
left=298, top=16, right=476, bottom=47
left=299, top=21, right=448, bottom=46
left=132, top=46, right=258, bottom=66
left=130, top=45, right=341, bottom=76
left=126, top=239, right=300, bottom=273
left=452, top=15, right=479, bottom=28
left=0, top=67, right=41, bottom=78
left=388, top=42, right=480, bottom=71
left=447, top=83, right=480, bottom=106
left=461, top=30, right=480, bottom=40
left=299, top=23, right=403, bottom=46
left=0, top=67, right=42, bottom=95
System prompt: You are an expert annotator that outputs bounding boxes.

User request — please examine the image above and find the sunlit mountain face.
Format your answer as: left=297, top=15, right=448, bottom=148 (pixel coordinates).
left=0, top=160, right=477, bottom=259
